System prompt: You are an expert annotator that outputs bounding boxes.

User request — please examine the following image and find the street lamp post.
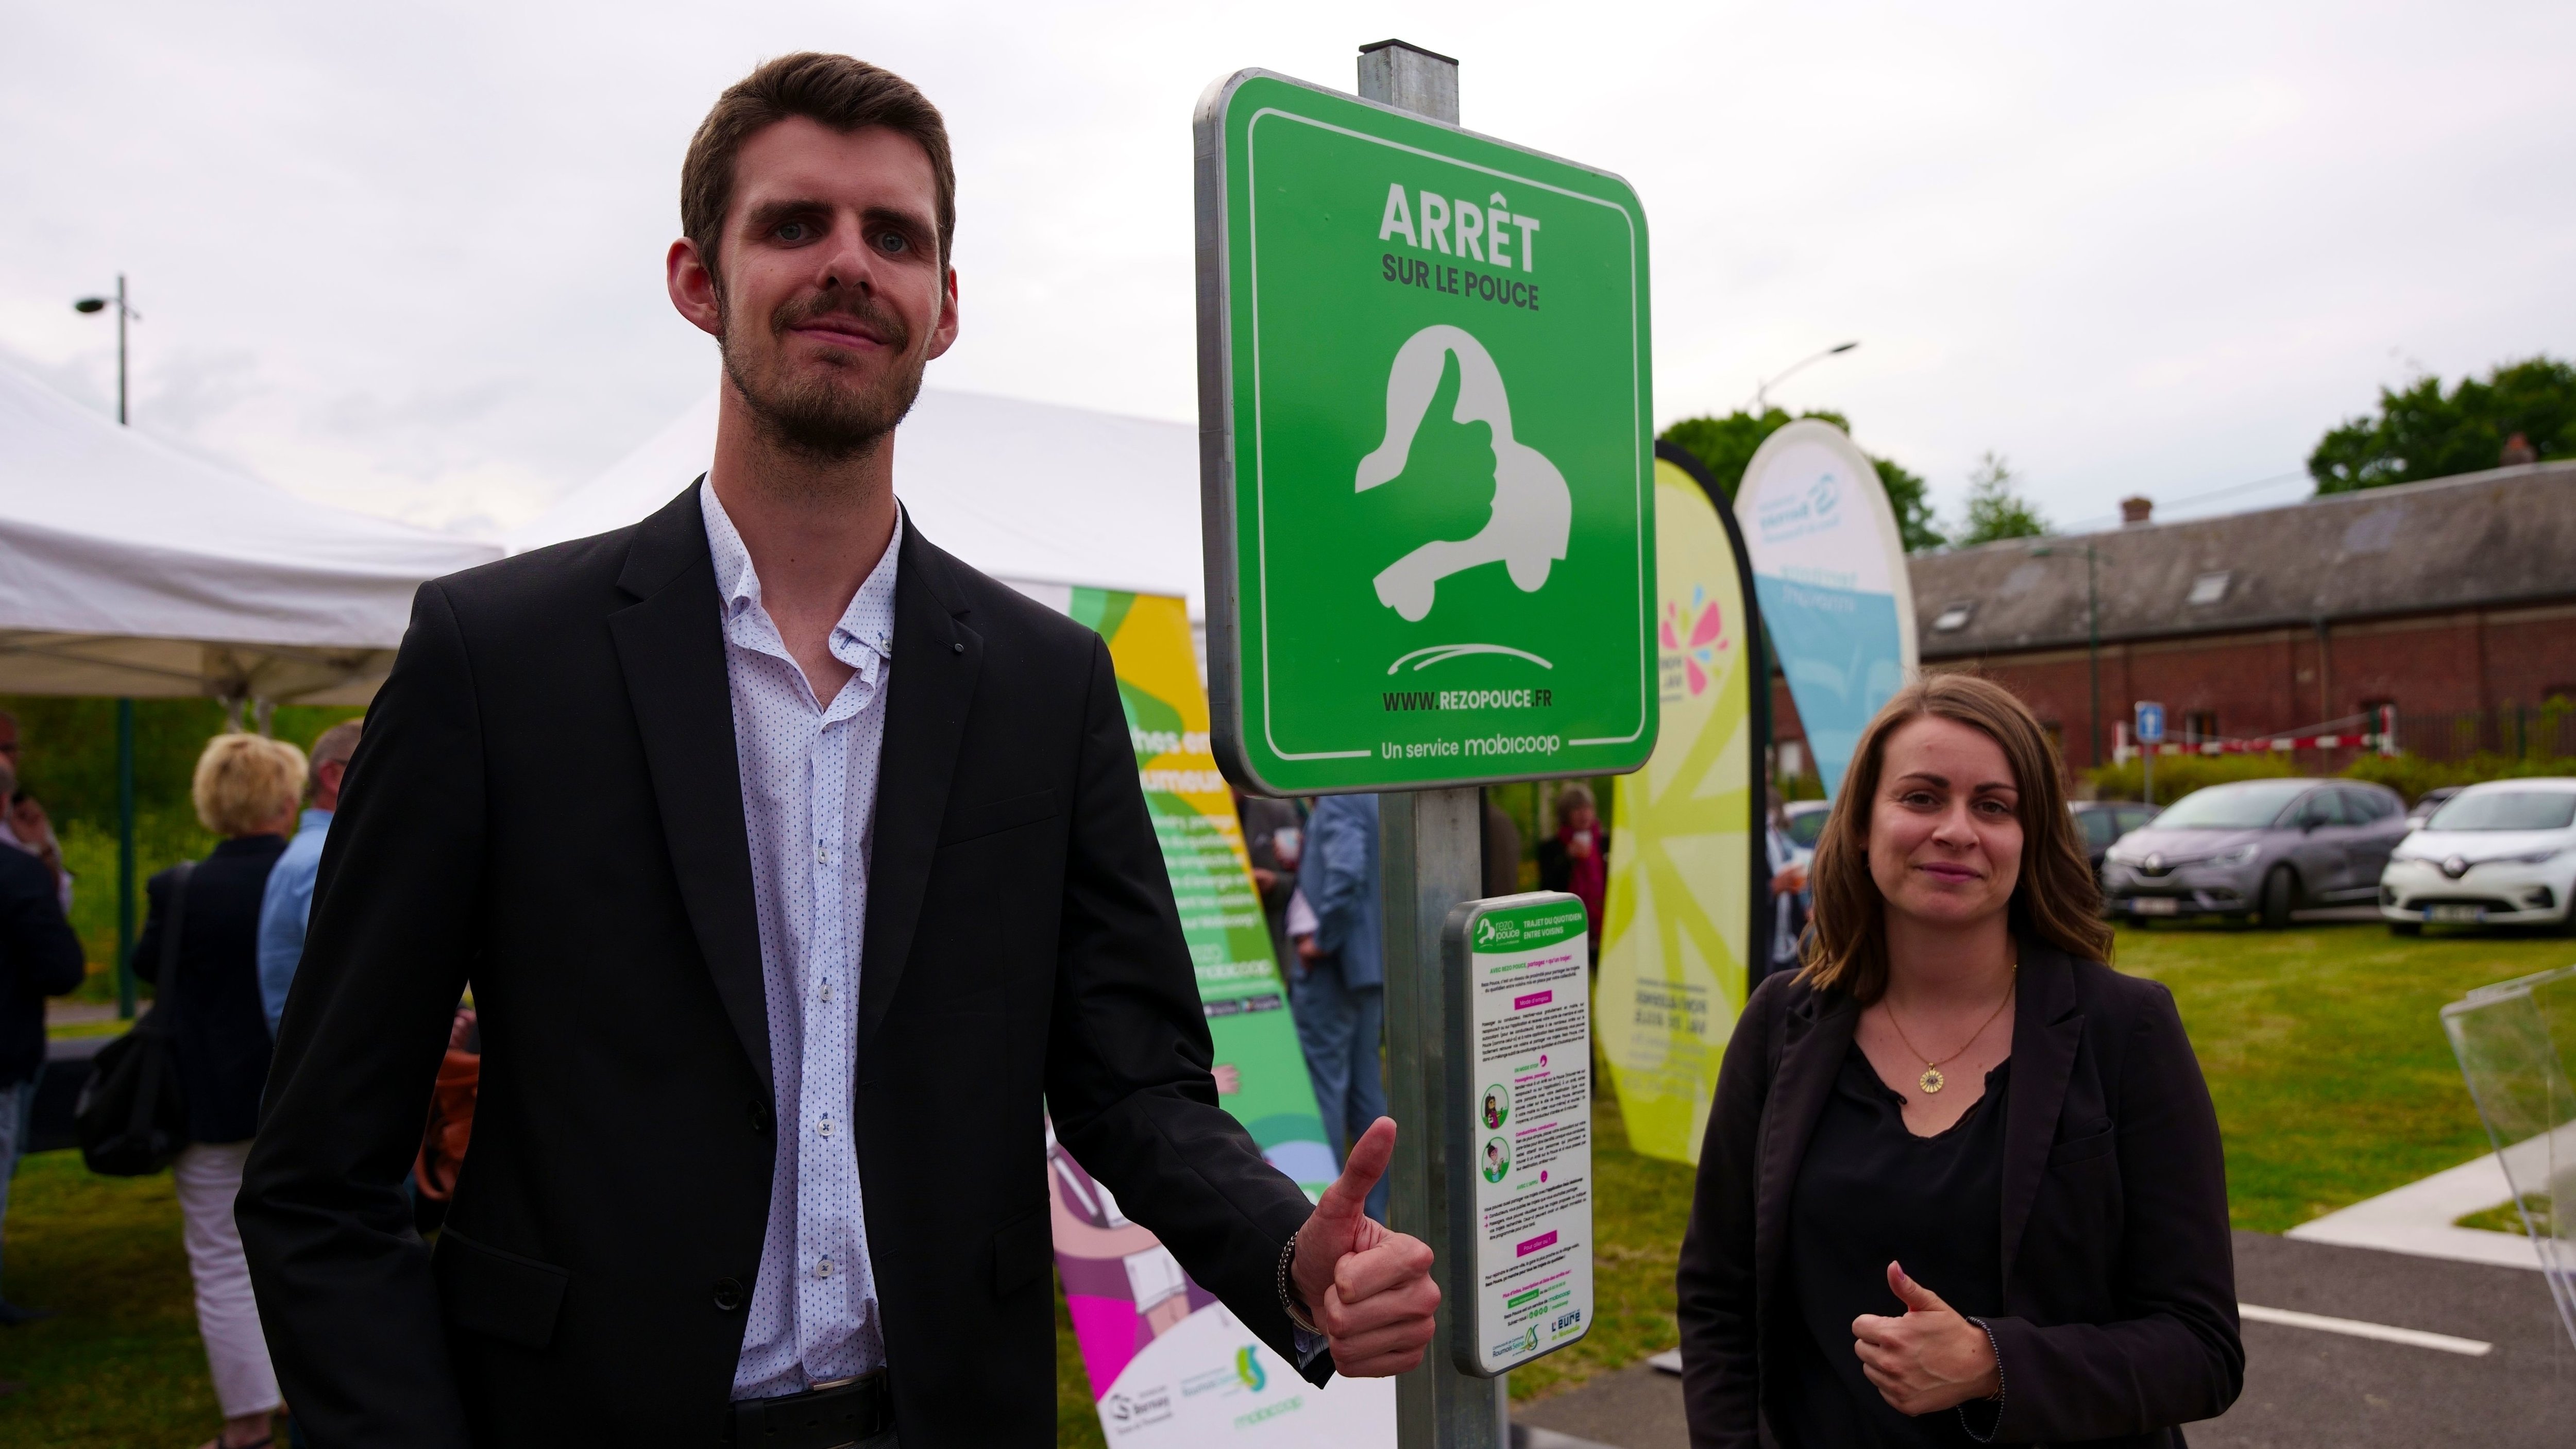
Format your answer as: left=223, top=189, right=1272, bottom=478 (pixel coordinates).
left=2031, top=541, right=2104, bottom=769
left=72, top=275, right=138, bottom=426
left=1748, top=339, right=1858, bottom=413
left=74, top=277, right=143, bottom=1019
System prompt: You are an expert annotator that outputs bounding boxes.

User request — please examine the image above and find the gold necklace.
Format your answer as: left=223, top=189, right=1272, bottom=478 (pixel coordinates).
left=1883, top=961, right=2016, bottom=1095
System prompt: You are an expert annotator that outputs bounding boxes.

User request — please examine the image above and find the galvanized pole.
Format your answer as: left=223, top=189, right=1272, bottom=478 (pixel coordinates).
left=115, top=698, right=136, bottom=1019
left=1360, top=40, right=1508, bottom=1449
left=114, top=274, right=129, bottom=426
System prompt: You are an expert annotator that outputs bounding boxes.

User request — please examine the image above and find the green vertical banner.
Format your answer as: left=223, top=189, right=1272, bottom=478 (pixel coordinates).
left=1596, top=448, right=1762, bottom=1165
left=1035, top=586, right=1396, bottom=1445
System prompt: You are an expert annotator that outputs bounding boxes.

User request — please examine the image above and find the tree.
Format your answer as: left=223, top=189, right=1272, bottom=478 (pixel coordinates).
left=2309, top=356, right=2576, bottom=493
left=1659, top=407, right=1946, bottom=552
left=1954, top=451, right=2049, bottom=545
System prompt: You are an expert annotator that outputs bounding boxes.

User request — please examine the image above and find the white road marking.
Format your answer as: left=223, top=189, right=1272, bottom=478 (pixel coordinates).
left=2240, top=1302, right=2494, bottom=1356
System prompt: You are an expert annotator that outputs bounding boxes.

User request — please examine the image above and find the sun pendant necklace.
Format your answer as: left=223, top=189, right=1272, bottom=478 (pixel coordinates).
left=1885, top=958, right=2017, bottom=1095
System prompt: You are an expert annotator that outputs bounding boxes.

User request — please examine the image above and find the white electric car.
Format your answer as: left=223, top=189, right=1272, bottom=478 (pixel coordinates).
left=2380, top=778, right=2576, bottom=933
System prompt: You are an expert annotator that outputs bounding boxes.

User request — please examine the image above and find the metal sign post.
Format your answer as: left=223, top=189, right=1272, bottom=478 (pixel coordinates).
left=1195, top=38, right=1654, bottom=1448
left=1356, top=44, right=1506, bottom=1449
left=2135, top=700, right=2164, bottom=805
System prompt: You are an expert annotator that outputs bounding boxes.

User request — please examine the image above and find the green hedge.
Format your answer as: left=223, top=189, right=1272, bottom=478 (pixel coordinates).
left=2086, top=753, right=2296, bottom=805
left=2088, top=749, right=2576, bottom=810
left=2342, top=751, right=2576, bottom=804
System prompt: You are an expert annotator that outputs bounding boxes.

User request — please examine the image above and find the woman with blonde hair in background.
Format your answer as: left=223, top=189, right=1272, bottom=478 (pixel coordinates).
left=135, top=732, right=309, bottom=1449
left=1676, top=675, right=2240, bottom=1447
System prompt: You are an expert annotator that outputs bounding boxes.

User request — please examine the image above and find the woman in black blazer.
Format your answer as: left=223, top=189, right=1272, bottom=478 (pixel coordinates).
left=134, top=732, right=309, bottom=1449
left=1676, top=675, right=2241, bottom=1447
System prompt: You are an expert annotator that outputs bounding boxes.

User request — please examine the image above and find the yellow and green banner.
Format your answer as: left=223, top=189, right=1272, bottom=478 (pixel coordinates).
left=1595, top=447, right=1762, bottom=1165
left=1030, top=585, right=1396, bottom=1446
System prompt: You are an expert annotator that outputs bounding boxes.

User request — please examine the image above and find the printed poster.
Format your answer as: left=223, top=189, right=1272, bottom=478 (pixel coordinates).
left=1456, top=897, right=1593, bottom=1375
left=1020, top=584, right=1397, bottom=1446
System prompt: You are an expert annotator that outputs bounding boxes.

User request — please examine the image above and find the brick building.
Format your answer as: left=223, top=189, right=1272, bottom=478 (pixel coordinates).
left=1767, top=459, right=2576, bottom=778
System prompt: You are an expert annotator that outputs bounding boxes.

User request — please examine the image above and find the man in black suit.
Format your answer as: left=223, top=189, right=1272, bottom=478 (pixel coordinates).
left=240, top=53, right=1436, bottom=1448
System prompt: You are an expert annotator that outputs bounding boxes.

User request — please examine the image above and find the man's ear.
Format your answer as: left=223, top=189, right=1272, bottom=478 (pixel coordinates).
left=668, top=237, right=724, bottom=340
left=924, top=266, right=961, bottom=362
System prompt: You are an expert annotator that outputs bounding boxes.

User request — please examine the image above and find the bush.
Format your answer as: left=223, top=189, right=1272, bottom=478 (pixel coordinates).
left=2087, top=753, right=2295, bottom=806
left=2342, top=751, right=2576, bottom=806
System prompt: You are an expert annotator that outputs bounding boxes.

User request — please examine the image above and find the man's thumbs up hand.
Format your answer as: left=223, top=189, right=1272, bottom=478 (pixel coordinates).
left=1850, top=1260, right=2001, bottom=1415
left=1289, top=1118, right=1439, bottom=1376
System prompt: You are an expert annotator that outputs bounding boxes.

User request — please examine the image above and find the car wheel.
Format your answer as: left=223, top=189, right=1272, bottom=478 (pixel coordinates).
left=2259, top=867, right=2297, bottom=929
left=2388, top=920, right=2422, bottom=937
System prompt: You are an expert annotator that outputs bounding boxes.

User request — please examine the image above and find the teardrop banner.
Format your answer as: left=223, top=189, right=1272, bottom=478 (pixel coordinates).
left=1020, top=585, right=1397, bottom=1446
left=1194, top=69, right=1657, bottom=795
left=1596, top=444, right=1767, bottom=1165
left=1732, top=419, right=1918, bottom=800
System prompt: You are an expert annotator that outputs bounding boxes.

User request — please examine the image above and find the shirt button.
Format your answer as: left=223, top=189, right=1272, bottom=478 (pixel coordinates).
left=818, top=1258, right=834, bottom=1279
left=818, top=1116, right=833, bottom=1138
left=819, top=981, right=833, bottom=1003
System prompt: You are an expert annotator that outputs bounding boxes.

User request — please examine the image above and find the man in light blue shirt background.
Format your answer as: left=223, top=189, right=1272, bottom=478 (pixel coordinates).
left=257, top=721, right=361, bottom=1034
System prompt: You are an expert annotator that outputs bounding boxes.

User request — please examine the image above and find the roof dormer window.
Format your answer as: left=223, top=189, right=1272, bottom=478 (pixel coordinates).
left=1932, top=602, right=1974, bottom=632
left=2187, top=571, right=2231, bottom=605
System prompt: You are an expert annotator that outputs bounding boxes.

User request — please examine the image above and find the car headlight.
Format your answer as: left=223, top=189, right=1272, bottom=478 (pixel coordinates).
left=2504, top=848, right=2563, bottom=866
left=2208, top=844, right=2260, bottom=867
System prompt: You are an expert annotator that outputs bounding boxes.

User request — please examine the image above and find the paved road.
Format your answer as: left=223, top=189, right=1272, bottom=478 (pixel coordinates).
left=1511, top=1231, right=2575, bottom=1448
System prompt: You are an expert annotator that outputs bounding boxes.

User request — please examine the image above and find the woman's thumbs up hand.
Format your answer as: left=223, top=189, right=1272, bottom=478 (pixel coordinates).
left=1849, top=1260, right=2002, bottom=1416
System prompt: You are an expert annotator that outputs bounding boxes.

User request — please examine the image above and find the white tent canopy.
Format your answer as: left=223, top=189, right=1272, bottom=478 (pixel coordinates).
left=0, top=360, right=500, bottom=704
left=506, top=387, right=1206, bottom=619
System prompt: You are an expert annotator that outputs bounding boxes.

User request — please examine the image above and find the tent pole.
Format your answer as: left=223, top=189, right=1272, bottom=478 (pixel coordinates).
left=116, top=697, right=136, bottom=1020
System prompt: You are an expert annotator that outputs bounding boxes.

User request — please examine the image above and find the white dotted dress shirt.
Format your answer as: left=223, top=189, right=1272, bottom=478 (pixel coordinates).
left=702, top=481, right=903, bottom=1401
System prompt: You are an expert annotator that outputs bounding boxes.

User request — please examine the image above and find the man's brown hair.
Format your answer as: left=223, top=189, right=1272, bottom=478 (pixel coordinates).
left=681, top=53, right=957, bottom=282
left=1798, top=672, right=2113, bottom=1003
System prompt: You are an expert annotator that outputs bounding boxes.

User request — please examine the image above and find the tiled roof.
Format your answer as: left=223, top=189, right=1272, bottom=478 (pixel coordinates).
left=1908, top=460, right=2576, bottom=659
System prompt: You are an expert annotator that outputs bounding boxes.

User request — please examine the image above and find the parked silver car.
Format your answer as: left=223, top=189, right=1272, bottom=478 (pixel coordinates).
left=2099, top=779, right=2410, bottom=927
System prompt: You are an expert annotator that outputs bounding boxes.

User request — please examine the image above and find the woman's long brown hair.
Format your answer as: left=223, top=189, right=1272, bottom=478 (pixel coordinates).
left=1798, top=672, right=2112, bottom=1003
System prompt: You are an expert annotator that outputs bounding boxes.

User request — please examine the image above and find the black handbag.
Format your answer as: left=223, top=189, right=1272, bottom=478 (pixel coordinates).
left=74, top=862, right=194, bottom=1176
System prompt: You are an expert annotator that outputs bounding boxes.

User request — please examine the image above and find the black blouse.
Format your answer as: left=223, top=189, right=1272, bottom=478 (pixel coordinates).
left=1778, top=1042, right=2010, bottom=1448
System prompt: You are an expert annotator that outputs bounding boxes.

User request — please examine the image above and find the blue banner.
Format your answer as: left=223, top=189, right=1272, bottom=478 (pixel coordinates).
left=1734, top=422, right=1917, bottom=799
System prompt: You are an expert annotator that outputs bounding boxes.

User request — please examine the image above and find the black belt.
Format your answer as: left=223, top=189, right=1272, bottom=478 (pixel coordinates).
left=725, top=1371, right=892, bottom=1449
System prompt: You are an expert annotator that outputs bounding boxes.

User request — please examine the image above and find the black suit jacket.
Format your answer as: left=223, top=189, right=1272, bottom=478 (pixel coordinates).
left=0, top=844, right=84, bottom=1086
left=133, top=836, right=285, bottom=1142
left=1674, top=945, right=2242, bottom=1447
left=240, top=485, right=1321, bottom=1448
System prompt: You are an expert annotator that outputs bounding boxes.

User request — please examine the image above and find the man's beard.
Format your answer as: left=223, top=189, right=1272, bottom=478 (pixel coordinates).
left=719, top=286, right=928, bottom=463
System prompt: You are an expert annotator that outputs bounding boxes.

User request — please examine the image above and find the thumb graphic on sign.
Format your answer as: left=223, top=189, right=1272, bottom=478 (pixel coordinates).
left=1355, top=325, right=1572, bottom=622
left=1289, top=1117, right=1440, bottom=1375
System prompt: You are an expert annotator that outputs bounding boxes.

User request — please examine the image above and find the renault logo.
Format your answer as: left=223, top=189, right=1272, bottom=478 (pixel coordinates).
left=2442, top=855, right=2470, bottom=879
left=2143, top=853, right=2163, bottom=871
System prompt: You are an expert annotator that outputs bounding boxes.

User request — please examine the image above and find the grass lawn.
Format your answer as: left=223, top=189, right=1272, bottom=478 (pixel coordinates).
left=2113, top=918, right=2570, bottom=1233
left=12, top=921, right=2567, bottom=1445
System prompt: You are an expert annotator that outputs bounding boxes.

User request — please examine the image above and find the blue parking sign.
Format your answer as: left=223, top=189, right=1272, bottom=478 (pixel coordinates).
left=2135, top=701, right=2165, bottom=745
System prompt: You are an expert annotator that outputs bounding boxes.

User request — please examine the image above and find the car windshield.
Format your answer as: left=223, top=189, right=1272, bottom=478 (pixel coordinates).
left=2151, top=781, right=2313, bottom=830
left=2078, top=811, right=2117, bottom=849
left=2425, top=791, right=2576, bottom=832
left=1786, top=811, right=1827, bottom=849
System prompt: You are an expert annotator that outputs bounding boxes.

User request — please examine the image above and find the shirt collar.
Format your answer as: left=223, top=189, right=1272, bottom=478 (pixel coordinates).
left=699, top=476, right=903, bottom=669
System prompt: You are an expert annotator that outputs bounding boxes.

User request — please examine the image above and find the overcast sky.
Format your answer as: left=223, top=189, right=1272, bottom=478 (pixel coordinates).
left=5, top=1, right=2570, bottom=540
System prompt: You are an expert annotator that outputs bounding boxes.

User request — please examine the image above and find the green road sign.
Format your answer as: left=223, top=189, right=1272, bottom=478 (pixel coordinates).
left=1194, top=70, right=1657, bottom=795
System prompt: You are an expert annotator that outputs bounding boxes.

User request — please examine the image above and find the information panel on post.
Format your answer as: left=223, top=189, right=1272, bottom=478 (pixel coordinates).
left=1194, top=69, right=1657, bottom=796
left=1441, top=893, right=1594, bottom=1377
